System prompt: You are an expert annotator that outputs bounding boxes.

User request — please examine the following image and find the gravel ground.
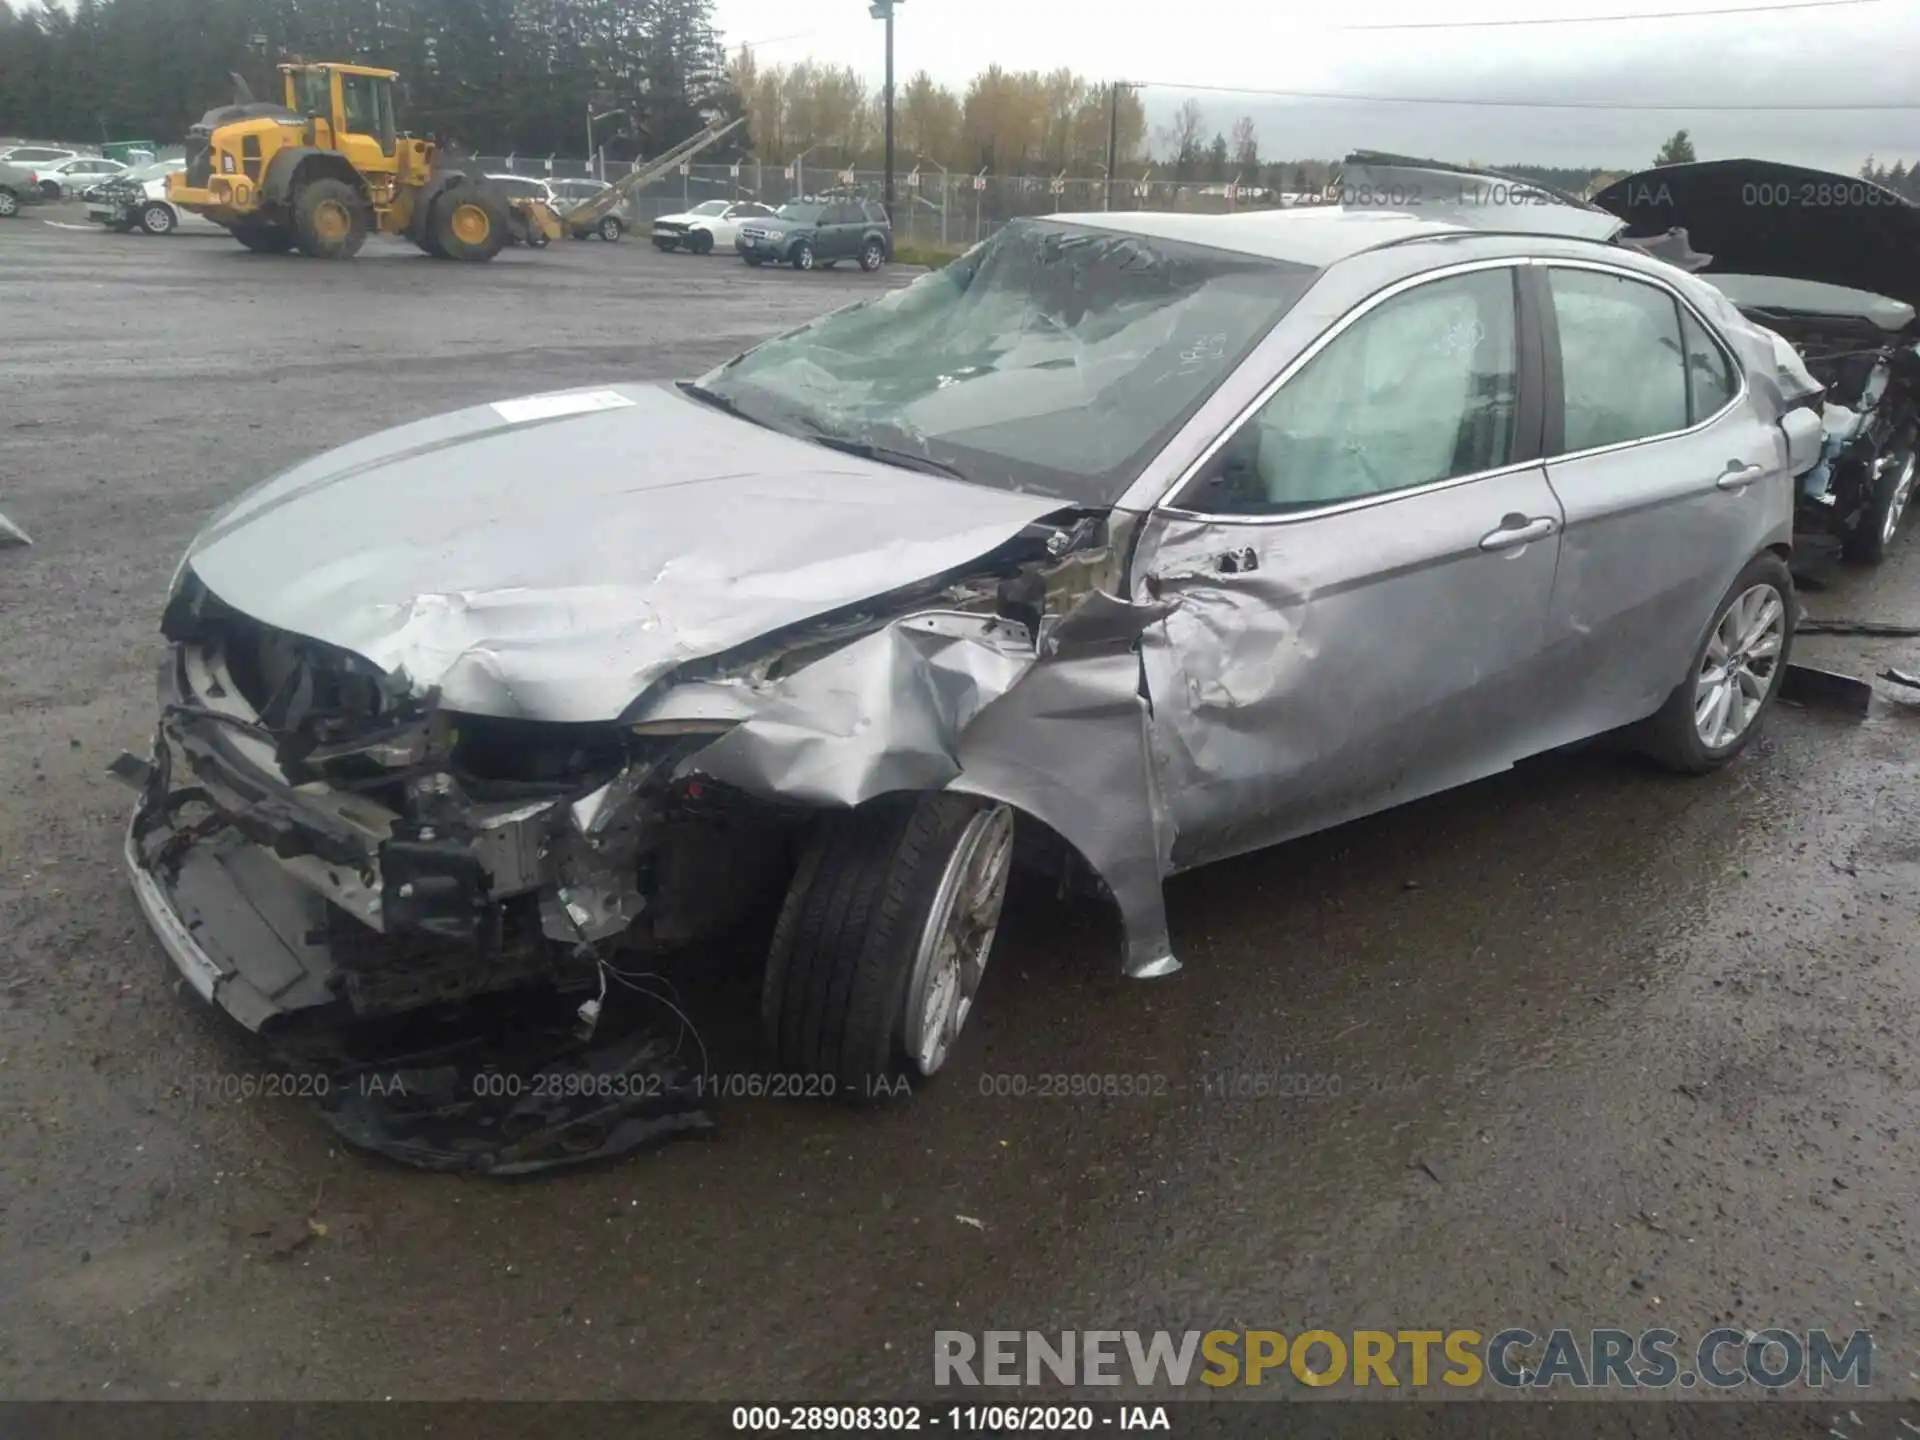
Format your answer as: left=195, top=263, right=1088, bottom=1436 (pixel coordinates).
left=0, top=205, right=1914, bottom=1406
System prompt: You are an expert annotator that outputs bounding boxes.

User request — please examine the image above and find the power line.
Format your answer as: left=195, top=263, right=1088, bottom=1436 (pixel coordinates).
left=1132, top=79, right=1920, bottom=110
left=1333, top=0, right=1883, bottom=30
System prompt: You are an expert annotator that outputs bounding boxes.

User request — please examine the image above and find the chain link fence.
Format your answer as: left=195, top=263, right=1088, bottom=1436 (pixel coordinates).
left=472, top=157, right=1324, bottom=249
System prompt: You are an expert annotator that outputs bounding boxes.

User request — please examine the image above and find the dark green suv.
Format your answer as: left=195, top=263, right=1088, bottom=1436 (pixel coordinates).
left=737, top=198, right=892, bottom=272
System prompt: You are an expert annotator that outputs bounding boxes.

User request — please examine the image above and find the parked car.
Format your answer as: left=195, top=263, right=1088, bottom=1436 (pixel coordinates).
left=0, top=160, right=49, bottom=217
left=86, top=158, right=189, bottom=234
left=0, top=145, right=78, bottom=166
left=126, top=200, right=1814, bottom=1094
left=651, top=198, right=778, bottom=254
left=737, top=198, right=892, bottom=271
left=547, top=177, right=612, bottom=212
left=35, top=154, right=127, bottom=198
left=1594, top=158, right=1920, bottom=564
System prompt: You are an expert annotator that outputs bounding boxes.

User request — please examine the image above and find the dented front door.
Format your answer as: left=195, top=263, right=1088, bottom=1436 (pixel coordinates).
left=1132, top=261, right=1568, bottom=872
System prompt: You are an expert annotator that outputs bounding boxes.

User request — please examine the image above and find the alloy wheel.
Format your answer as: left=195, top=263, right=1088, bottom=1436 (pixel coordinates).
left=1694, top=583, right=1786, bottom=750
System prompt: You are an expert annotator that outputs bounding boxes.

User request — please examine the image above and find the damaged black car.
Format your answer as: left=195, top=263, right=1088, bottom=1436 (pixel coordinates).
left=1594, top=158, right=1920, bottom=563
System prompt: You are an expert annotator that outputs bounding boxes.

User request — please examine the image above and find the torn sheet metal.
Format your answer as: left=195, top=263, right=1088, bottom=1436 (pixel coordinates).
left=663, top=591, right=1177, bottom=976
left=179, top=383, right=1064, bottom=722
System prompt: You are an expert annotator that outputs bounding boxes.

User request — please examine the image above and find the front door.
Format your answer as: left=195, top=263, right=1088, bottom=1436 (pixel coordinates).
left=1135, top=262, right=1567, bottom=871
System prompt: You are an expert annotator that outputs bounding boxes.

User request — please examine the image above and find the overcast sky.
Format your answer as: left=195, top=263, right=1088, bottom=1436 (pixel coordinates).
left=710, top=0, right=1920, bottom=172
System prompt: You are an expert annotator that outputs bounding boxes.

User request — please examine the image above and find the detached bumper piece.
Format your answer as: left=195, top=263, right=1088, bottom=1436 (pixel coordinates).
left=121, top=699, right=714, bottom=1173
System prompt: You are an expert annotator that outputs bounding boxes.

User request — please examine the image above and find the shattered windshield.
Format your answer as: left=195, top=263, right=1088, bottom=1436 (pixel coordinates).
left=695, top=219, right=1315, bottom=502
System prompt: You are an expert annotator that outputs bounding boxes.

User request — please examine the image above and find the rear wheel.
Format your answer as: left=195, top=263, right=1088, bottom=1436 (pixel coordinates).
left=858, top=237, right=887, bottom=271
left=138, top=202, right=177, bottom=236
left=430, top=188, right=509, bottom=262
left=0, top=189, right=21, bottom=218
left=291, top=178, right=368, bottom=259
left=1637, top=552, right=1793, bottom=774
left=762, top=793, right=1015, bottom=1093
left=597, top=215, right=624, bottom=242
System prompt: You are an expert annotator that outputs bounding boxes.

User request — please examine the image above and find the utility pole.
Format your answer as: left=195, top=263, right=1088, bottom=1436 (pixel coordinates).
left=870, top=0, right=903, bottom=214
left=1104, top=81, right=1139, bottom=210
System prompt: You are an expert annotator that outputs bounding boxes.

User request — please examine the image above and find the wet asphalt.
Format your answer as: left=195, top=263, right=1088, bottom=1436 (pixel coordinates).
left=0, top=204, right=1914, bottom=1404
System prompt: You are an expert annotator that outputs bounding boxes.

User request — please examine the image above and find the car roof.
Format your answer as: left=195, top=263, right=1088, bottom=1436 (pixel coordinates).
left=1053, top=203, right=1621, bottom=268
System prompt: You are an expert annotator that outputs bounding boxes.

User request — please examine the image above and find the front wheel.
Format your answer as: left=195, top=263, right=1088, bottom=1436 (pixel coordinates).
left=742, top=253, right=764, bottom=267
left=291, top=178, right=368, bottom=259
left=690, top=229, right=714, bottom=255
left=652, top=237, right=677, bottom=251
left=789, top=239, right=815, bottom=271
left=1636, top=552, right=1793, bottom=774
left=597, top=215, right=624, bottom=242
left=138, top=202, right=177, bottom=236
left=1843, top=446, right=1917, bottom=565
left=430, top=188, right=509, bottom=262
left=762, top=794, right=1016, bottom=1093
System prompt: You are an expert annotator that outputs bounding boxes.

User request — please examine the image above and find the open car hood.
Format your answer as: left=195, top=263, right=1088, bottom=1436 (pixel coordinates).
left=180, top=384, right=1068, bottom=723
left=1593, top=160, right=1920, bottom=313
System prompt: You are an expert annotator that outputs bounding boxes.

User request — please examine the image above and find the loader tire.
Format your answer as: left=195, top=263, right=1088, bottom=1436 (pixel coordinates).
left=233, top=223, right=295, bottom=254
left=291, top=178, right=369, bottom=259
left=431, top=189, right=509, bottom=261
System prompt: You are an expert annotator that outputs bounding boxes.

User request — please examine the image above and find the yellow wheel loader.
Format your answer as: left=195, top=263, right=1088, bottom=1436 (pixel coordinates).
left=167, top=63, right=562, bottom=261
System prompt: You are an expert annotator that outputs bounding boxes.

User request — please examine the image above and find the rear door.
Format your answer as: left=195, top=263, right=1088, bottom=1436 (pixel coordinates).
left=1530, top=261, right=1787, bottom=738
left=822, top=203, right=860, bottom=259
left=1135, top=260, right=1566, bottom=870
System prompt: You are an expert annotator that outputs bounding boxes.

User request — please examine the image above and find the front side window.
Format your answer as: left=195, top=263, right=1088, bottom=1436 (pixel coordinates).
left=695, top=219, right=1315, bottom=503
left=1187, top=267, right=1520, bottom=515
left=1549, top=267, right=1688, bottom=453
left=291, top=70, right=330, bottom=118
left=777, top=202, right=825, bottom=223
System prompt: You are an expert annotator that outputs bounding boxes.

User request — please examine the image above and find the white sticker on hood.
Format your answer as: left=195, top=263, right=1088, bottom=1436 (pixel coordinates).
left=491, top=390, right=636, bottom=424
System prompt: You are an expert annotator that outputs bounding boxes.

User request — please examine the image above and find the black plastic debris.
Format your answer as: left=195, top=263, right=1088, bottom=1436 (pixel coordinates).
left=318, top=1029, right=713, bottom=1175
left=268, top=985, right=715, bottom=1175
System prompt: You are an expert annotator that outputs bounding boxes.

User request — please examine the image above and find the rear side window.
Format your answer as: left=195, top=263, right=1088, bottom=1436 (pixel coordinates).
left=1549, top=268, right=1689, bottom=453
left=1681, top=310, right=1738, bottom=422
left=862, top=202, right=888, bottom=225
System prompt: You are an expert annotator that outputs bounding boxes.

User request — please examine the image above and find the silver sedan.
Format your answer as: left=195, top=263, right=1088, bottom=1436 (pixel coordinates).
left=126, top=189, right=1815, bottom=1098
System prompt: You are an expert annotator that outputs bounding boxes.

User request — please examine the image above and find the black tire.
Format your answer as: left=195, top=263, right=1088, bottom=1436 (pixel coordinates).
left=138, top=202, right=177, bottom=236
left=40, top=180, right=62, bottom=200
left=762, top=793, right=1011, bottom=1094
left=789, top=239, right=815, bottom=271
left=0, top=188, right=21, bottom=218
left=597, top=215, right=624, bottom=242
left=1636, top=551, right=1794, bottom=775
left=652, top=237, right=677, bottom=251
left=291, top=177, right=369, bottom=259
left=430, top=187, right=509, bottom=262
left=690, top=228, right=714, bottom=255
left=232, top=222, right=294, bottom=253
left=1841, top=446, right=1916, bottom=565
left=858, top=237, right=887, bottom=271
left=742, top=253, right=764, bottom=267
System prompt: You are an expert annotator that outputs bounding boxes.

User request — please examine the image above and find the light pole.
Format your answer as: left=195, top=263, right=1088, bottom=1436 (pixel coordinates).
left=587, top=106, right=625, bottom=182
left=789, top=143, right=822, bottom=199
left=869, top=0, right=902, bottom=215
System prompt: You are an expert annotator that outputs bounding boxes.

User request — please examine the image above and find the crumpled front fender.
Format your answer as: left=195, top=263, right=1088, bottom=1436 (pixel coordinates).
left=639, top=591, right=1180, bottom=977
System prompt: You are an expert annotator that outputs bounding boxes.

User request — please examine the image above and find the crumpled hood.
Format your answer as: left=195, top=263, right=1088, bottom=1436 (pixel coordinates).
left=183, top=383, right=1066, bottom=722
left=1593, top=160, right=1920, bottom=312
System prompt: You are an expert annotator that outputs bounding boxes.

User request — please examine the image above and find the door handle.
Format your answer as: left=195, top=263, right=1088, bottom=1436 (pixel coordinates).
left=1479, top=516, right=1557, bottom=552
left=1716, top=461, right=1766, bottom=491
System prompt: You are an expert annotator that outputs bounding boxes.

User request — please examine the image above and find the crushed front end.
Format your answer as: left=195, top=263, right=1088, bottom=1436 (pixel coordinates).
left=124, top=572, right=787, bottom=1037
